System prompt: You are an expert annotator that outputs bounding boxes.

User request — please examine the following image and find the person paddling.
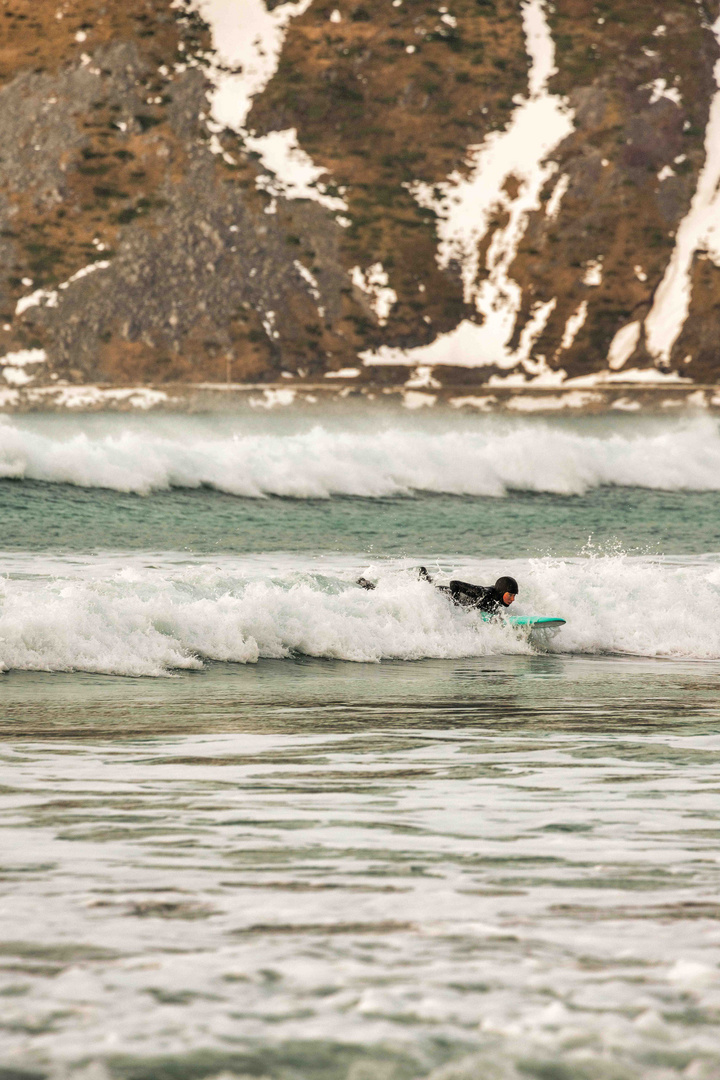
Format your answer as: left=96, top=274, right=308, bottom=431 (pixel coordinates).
left=358, top=568, right=519, bottom=616
left=427, top=570, right=518, bottom=614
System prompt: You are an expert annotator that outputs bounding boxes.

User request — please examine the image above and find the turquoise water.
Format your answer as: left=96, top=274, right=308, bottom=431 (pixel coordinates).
left=4, top=477, right=720, bottom=556
left=3, top=409, right=720, bottom=1079
left=3, top=409, right=720, bottom=557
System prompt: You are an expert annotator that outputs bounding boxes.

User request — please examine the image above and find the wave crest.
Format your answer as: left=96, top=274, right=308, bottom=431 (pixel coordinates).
left=3, top=415, right=720, bottom=497
left=1, top=553, right=719, bottom=675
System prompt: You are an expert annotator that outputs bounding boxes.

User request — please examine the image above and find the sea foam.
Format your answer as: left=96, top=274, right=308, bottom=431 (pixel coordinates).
left=1, top=553, right=719, bottom=676
left=2, top=413, right=720, bottom=497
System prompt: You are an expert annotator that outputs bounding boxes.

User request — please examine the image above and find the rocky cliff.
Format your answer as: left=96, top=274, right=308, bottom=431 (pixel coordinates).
left=1, top=0, right=720, bottom=397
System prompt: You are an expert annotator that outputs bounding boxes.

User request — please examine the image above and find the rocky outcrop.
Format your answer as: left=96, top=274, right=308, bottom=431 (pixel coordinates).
left=0, top=0, right=366, bottom=384
left=1, top=0, right=720, bottom=393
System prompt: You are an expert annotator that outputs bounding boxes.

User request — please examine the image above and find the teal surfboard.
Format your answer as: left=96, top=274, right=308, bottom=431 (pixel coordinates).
left=481, top=614, right=566, bottom=628
left=507, top=615, right=565, bottom=628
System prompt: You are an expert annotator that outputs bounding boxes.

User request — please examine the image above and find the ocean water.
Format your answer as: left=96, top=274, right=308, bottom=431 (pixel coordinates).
left=2, top=408, right=720, bottom=1080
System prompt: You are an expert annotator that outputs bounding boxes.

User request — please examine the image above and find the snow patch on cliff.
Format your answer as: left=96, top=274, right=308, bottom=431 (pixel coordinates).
left=251, top=128, right=347, bottom=211
left=6, top=385, right=170, bottom=409
left=362, top=318, right=562, bottom=379
left=564, top=367, right=690, bottom=387
left=2, top=349, right=47, bottom=387
left=558, top=301, right=587, bottom=352
left=351, top=264, right=397, bottom=326
left=187, top=0, right=310, bottom=131
left=644, top=78, right=682, bottom=107
left=405, top=366, right=441, bottom=389
left=608, top=321, right=641, bottom=371
left=361, top=320, right=487, bottom=367
left=359, top=0, right=574, bottom=373
left=293, top=259, right=325, bottom=319
left=645, top=16, right=720, bottom=363
left=582, top=258, right=603, bottom=287
left=1, top=349, right=46, bottom=367
left=378, top=0, right=573, bottom=371
left=15, top=261, right=111, bottom=317
left=546, top=172, right=570, bottom=219
left=514, top=297, right=556, bottom=365
left=186, top=0, right=348, bottom=214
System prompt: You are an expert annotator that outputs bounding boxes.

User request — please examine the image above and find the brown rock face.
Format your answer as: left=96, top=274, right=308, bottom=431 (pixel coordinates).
left=1, top=0, right=719, bottom=387
left=0, top=0, right=368, bottom=383
left=512, top=0, right=718, bottom=379
left=248, top=0, right=530, bottom=352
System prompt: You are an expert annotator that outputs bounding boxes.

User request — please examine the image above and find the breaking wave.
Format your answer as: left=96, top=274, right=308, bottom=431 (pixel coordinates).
left=2, top=552, right=720, bottom=675
left=2, top=413, right=720, bottom=497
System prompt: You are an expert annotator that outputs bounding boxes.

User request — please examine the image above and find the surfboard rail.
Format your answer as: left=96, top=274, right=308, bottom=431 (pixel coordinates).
left=480, top=614, right=566, bottom=627
left=507, top=615, right=566, bottom=627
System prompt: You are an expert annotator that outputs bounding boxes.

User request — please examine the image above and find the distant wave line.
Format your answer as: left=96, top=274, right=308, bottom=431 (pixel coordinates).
left=2, top=415, right=720, bottom=497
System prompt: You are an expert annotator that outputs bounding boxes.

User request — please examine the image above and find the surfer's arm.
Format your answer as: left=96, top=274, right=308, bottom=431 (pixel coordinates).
left=448, top=581, right=498, bottom=611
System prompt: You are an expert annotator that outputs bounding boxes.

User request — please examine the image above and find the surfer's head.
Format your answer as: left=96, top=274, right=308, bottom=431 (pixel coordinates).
left=494, top=575, right=518, bottom=606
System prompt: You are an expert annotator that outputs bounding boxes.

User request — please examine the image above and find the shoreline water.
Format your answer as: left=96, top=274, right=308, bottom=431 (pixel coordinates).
left=3, top=659, right=720, bottom=1080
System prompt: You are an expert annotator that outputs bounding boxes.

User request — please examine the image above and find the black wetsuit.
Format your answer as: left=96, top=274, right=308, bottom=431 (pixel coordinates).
left=438, top=581, right=508, bottom=614
left=358, top=568, right=510, bottom=615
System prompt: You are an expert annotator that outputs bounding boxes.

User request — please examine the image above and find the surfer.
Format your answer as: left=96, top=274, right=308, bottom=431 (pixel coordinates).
left=428, top=570, right=518, bottom=614
left=358, top=569, right=519, bottom=615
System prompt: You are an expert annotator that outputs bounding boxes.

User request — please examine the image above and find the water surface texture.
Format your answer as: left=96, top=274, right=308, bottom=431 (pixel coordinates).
left=1, top=410, right=720, bottom=1079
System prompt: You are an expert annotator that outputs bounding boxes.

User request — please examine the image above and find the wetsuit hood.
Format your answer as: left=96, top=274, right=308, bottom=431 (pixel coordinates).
left=494, top=576, right=519, bottom=607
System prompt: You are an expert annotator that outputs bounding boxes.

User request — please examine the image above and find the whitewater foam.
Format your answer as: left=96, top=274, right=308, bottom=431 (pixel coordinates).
left=1, top=552, right=719, bottom=676
left=3, top=414, right=720, bottom=498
